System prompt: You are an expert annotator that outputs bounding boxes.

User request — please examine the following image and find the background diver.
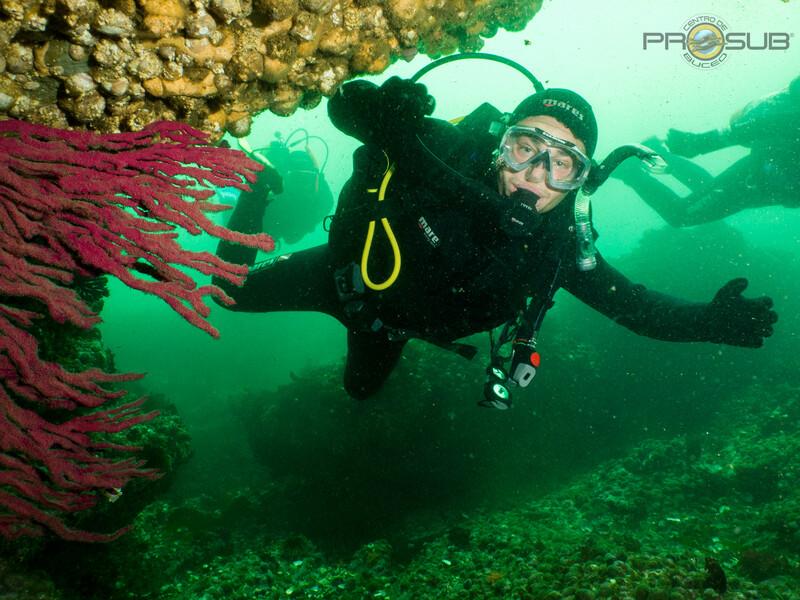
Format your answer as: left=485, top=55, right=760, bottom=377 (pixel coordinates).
left=218, top=130, right=334, bottom=248
left=213, top=75, right=778, bottom=407
left=615, top=74, right=800, bottom=227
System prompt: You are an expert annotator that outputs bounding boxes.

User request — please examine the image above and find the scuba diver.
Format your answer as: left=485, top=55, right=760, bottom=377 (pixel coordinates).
left=258, top=130, right=334, bottom=246
left=219, top=131, right=334, bottom=247
left=214, top=66, right=777, bottom=408
left=615, top=74, right=800, bottom=227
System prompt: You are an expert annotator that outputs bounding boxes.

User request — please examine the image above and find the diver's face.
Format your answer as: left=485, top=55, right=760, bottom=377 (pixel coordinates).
left=497, top=116, right=587, bottom=214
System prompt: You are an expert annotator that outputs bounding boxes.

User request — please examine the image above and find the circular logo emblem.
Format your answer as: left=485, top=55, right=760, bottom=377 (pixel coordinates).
left=682, top=15, right=728, bottom=68
left=687, top=23, right=724, bottom=60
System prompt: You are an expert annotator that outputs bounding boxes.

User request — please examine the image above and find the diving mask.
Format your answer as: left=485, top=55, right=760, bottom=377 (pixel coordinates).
left=498, top=126, right=591, bottom=190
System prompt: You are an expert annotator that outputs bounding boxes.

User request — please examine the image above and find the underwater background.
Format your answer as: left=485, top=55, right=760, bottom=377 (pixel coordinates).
left=5, top=0, right=800, bottom=598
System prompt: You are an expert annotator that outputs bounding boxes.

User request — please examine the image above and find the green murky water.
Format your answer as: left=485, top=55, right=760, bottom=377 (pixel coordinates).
left=8, top=1, right=800, bottom=598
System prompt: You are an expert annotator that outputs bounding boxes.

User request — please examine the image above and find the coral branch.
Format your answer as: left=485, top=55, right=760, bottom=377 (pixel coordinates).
left=0, top=119, right=273, bottom=540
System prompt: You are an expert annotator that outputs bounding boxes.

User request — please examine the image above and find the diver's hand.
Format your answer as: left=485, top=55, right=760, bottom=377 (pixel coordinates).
left=328, top=80, right=379, bottom=140
left=376, top=76, right=435, bottom=137
left=500, top=189, right=544, bottom=238
left=328, top=77, right=433, bottom=146
left=701, top=278, right=777, bottom=347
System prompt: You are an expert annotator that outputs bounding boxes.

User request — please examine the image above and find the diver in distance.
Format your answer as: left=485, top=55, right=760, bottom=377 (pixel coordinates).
left=615, top=74, right=800, bottom=227
left=218, top=131, right=334, bottom=248
left=213, top=72, right=778, bottom=408
left=251, top=130, right=334, bottom=247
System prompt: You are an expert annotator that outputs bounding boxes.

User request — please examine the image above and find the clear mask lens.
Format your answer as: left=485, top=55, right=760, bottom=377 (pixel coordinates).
left=500, top=126, right=590, bottom=190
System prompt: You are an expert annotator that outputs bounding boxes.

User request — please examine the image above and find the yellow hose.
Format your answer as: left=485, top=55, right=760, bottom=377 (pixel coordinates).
left=361, top=163, right=402, bottom=290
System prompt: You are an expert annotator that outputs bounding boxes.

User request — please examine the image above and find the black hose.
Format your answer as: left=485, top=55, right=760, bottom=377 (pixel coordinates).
left=284, top=129, right=331, bottom=173
left=411, top=52, right=545, bottom=93
left=285, top=128, right=309, bottom=148
left=583, top=144, right=666, bottom=195
left=404, top=52, right=546, bottom=205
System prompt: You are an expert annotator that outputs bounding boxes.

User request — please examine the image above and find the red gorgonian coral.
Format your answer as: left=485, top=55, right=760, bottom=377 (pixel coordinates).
left=0, top=119, right=273, bottom=541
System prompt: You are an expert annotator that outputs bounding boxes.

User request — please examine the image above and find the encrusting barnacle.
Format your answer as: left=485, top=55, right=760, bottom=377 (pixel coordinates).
left=0, top=0, right=543, bottom=139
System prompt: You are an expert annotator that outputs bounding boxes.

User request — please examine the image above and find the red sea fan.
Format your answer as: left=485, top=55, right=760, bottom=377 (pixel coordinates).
left=0, top=119, right=273, bottom=540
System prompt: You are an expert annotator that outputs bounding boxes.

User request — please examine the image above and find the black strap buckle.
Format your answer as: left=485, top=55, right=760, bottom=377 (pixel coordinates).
left=333, top=262, right=365, bottom=302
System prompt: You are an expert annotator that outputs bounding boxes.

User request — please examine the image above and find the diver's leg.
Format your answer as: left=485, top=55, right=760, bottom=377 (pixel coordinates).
left=615, top=162, right=693, bottom=227
left=666, top=154, right=715, bottom=192
left=626, top=158, right=757, bottom=227
left=639, top=135, right=714, bottom=191
left=213, top=177, right=343, bottom=317
left=343, top=329, right=407, bottom=400
left=217, top=244, right=344, bottom=316
left=615, top=139, right=753, bottom=227
left=243, top=257, right=408, bottom=399
left=679, top=157, right=771, bottom=225
left=614, top=136, right=711, bottom=226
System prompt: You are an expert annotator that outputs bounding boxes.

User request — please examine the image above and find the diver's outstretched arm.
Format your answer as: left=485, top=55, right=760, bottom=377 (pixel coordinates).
left=214, top=236, right=343, bottom=316
left=563, top=253, right=777, bottom=348
left=213, top=167, right=278, bottom=306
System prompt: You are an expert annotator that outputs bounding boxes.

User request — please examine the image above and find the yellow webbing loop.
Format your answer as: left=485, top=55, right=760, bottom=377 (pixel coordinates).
left=361, top=160, right=402, bottom=290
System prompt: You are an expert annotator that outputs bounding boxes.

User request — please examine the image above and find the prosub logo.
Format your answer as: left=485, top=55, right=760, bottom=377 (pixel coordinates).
left=418, top=216, right=440, bottom=248
left=543, top=99, right=585, bottom=121
left=643, top=15, right=791, bottom=69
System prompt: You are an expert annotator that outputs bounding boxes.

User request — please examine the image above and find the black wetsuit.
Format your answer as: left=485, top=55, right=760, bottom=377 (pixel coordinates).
left=619, top=76, right=800, bottom=226
left=215, top=85, right=715, bottom=399
left=728, top=78, right=800, bottom=204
